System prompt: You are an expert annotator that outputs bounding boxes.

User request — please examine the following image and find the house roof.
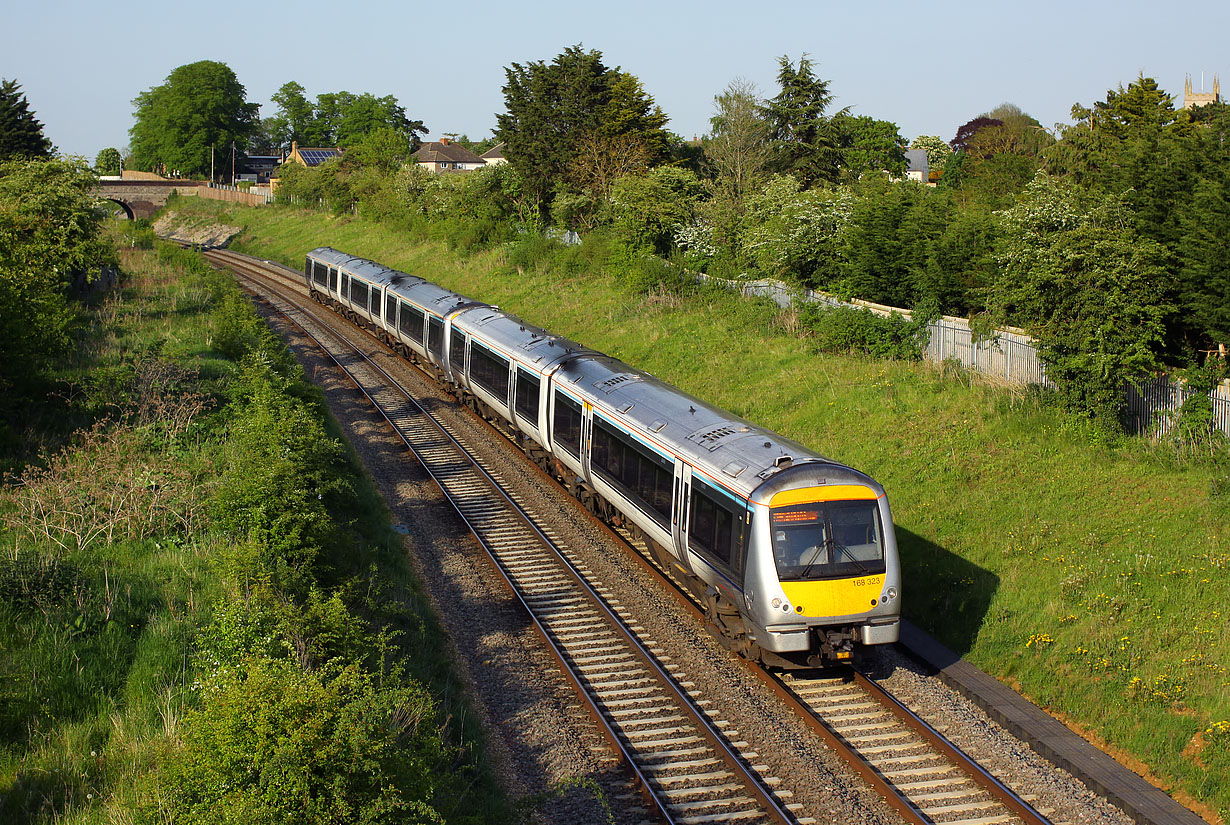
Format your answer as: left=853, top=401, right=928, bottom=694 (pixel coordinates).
left=412, top=141, right=485, bottom=165
left=480, top=142, right=506, bottom=160
left=295, top=147, right=342, bottom=166
left=905, top=149, right=929, bottom=175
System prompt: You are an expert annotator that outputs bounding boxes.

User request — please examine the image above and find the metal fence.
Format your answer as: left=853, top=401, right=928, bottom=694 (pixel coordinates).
left=697, top=271, right=1230, bottom=439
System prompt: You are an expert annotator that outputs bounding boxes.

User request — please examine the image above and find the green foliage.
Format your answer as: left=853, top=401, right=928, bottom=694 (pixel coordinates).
left=990, top=173, right=1172, bottom=429
left=833, top=113, right=908, bottom=178
left=496, top=45, right=670, bottom=221
left=129, top=61, right=259, bottom=178
left=701, top=78, right=770, bottom=255
left=838, top=176, right=940, bottom=307
left=211, top=360, right=352, bottom=587
left=743, top=174, right=852, bottom=286
left=609, top=166, right=704, bottom=254
left=797, top=301, right=932, bottom=360
left=0, top=78, right=53, bottom=160
left=94, top=147, right=122, bottom=175
left=763, top=54, right=844, bottom=187
left=0, top=157, right=113, bottom=390
left=161, top=658, right=446, bottom=825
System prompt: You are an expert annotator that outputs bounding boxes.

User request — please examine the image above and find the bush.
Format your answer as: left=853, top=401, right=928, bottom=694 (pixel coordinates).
left=160, top=658, right=447, bottom=825
left=798, top=302, right=931, bottom=360
left=211, top=365, right=351, bottom=587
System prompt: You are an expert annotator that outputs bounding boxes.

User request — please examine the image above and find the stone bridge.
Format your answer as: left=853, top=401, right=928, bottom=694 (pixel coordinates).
left=97, top=179, right=204, bottom=219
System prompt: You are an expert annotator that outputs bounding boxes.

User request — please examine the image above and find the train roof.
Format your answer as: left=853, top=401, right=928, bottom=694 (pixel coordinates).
left=309, top=246, right=415, bottom=289
left=553, top=351, right=854, bottom=501
left=451, top=305, right=596, bottom=369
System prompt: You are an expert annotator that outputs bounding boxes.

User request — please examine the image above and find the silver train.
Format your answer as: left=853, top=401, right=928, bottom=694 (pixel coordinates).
left=304, top=247, right=900, bottom=667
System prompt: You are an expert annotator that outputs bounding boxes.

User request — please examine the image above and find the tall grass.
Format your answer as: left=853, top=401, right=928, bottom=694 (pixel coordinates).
left=164, top=196, right=1230, bottom=820
left=0, top=234, right=511, bottom=823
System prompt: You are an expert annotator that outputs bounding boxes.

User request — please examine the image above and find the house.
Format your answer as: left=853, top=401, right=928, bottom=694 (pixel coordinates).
left=284, top=141, right=343, bottom=168
left=480, top=142, right=507, bottom=167
left=412, top=138, right=486, bottom=172
left=238, top=155, right=282, bottom=184
left=904, top=149, right=929, bottom=184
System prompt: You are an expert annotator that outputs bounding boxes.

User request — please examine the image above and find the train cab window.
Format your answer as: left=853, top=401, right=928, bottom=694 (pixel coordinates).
left=552, top=393, right=582, bottom=458
left=689, top=477, right=745, bottom=569
left=328, top=268, right=338, bottom=293
left=449, top=328, right=466, bottom=372
left=385, top=294, right=398, bottom=325
left=400, top=302, right=425, bottom=342
left=591, top=416, right=673, bottom=529
left=427, top=316, right=444, bottom=357
left=770, top=500, right=885, bottom=581
left=515, top=368, right=540, bottom=424
left=470, top=341, right=510, bottom=402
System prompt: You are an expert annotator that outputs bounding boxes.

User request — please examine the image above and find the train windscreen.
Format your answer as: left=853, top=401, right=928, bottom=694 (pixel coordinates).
left=770, top=500, right=885, bottom=581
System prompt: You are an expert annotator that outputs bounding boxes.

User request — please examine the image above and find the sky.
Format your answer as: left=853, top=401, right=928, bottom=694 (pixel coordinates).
left=4, top=0, right=1228, bottom=161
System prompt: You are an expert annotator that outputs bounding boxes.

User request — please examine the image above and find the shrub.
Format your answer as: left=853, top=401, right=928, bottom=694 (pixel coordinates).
left=160, top=658, right=447, bottom=825
left=797, top=302, right=931, bottom=360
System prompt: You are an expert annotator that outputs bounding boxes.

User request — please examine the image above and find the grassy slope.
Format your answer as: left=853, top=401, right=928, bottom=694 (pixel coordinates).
left=0, top=237, right=508, bottom=823
left=173, top=197, right=1229, bottom=820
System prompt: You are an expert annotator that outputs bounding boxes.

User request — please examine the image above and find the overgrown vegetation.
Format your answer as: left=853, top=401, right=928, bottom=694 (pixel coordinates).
left=0, top=239, right=509, bottom=823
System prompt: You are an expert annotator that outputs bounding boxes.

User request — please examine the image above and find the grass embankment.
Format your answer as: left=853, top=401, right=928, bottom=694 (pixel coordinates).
left=163, top=195, right=1230, bottom=820
left=0, top=232, right=510, bottom=823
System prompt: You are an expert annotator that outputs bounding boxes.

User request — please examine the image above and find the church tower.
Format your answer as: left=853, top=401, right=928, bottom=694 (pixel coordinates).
left=1184, top=74, right=1221, bottom=109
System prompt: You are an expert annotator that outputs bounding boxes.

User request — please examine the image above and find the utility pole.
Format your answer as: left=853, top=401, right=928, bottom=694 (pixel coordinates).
left=210, top=146, right=215, bottom=184
left=231, top=141, right=236, bottom=186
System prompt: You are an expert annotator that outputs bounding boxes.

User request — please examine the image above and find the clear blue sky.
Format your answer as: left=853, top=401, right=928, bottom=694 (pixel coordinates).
left=5, top=0, right=1228, bottom=160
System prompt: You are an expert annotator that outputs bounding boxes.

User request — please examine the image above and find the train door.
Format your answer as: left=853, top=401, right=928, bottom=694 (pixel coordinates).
left=328, top=267, right=338, bottom=295
left=671, top=464, right=697, bottom=574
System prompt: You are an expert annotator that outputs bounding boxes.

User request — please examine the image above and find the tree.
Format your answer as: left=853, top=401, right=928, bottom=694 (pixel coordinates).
left=265, top=84, right=426, bottom=152
left=94, top=147, right=122, bottom=175
left=833, top=114, right=907, bottom=178
left=0, top=79, right=53, bottom=161
left=266, top=81, right=316, bottom=149
left=762, top=55, right=844, bottom=187
left=496, top=45, right=670, bottom=220
left=950, top=116, right=1003, bottom=153
left=743, top=174, right=852, bottom=286
left=990, top=173, right=1172, bottom=429
left=0, top=158, right=114, bottom=391
left=910, top=135, right=952, bottom=179
left=701, top=78, right=770, bottom=254
left=609, top=166, right=705, bottom=254
left=129, top=61, right=259, bottom=179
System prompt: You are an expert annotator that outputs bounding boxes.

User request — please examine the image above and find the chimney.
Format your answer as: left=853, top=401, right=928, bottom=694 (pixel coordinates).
left=439, top=137, right=450, bottom=145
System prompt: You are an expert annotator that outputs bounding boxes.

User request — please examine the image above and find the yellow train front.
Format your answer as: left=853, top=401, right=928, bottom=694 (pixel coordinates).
left=740, top=464, right=900, bottom=668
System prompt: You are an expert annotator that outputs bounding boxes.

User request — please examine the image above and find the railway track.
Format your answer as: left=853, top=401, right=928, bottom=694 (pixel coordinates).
left=207, top=248, right=1057, bottom=825
left=207, top=250, right=801, bottom=825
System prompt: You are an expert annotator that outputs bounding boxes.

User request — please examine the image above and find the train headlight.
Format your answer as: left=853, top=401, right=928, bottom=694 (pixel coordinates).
left=884, top=587, right=898, bottom=602
left=771, top=597, right=781, bottom=609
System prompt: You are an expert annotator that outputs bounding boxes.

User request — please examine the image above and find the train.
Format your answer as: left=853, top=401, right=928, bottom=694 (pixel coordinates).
left=303, top=247, right=901, bottom=667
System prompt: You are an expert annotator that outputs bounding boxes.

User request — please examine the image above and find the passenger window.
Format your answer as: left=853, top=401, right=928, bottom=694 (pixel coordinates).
left=552, top=393, right=582, bottom=458
left=591, top=416, right=673, bottom=529
left=427, top=316, right=444, bottom=356
left=515, top=368, right=540, bottom=424
left=449, top=328, right=466, bottom=372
